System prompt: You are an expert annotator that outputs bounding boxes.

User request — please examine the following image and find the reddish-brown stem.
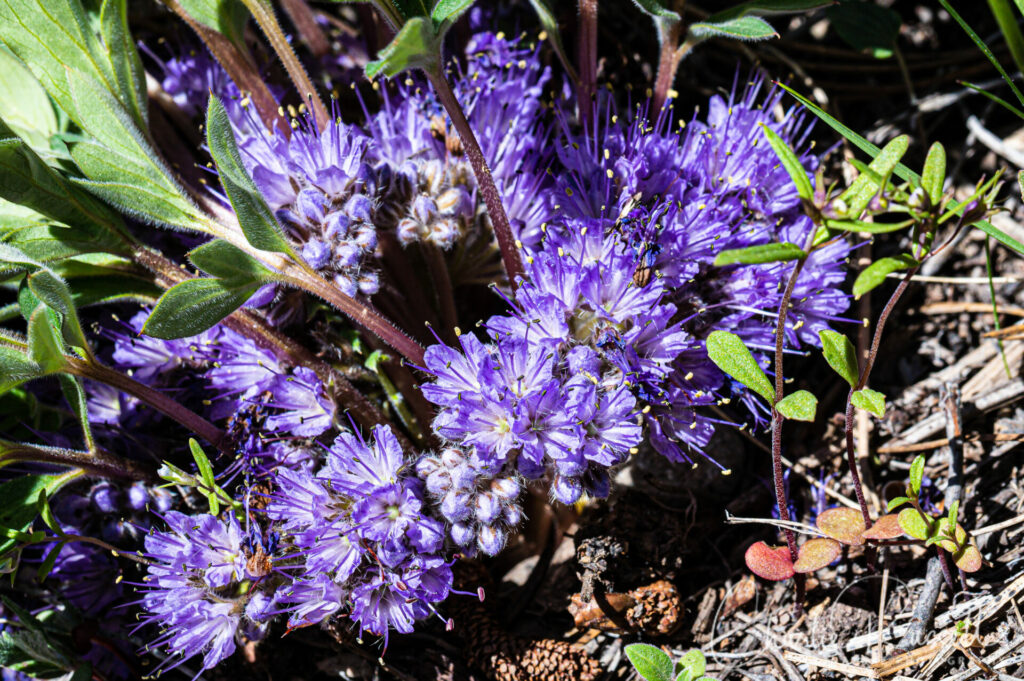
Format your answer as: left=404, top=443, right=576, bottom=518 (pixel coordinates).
left=577, top=0, right=598, bottom=126
left=243, top=0, right=330, bottom=131
left=425, top=244, right=459, bottom=343
left=162, top=0, right=286, bottom=134
left=426, top=69, right=525, bottom=286
left=281, top=0, right=331, bottom=58
left=0, top=441, right=155, bottom=482
left=651, top=17, right=683, bottom=114
left=67, top=359, right=227, bottom=453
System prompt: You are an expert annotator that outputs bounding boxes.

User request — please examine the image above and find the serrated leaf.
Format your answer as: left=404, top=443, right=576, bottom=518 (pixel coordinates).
left=206, top=96, right=293, bottom=254
left=744, top=541, right=794, bottom=581
left=909, top=454, right=925, bottom=496
left=706, top=330, right=774, bottom=402
left=851, top=387, right=886, bottom=417
left=26, top=308, right=65, bottom=374
left=761, top=124, right=814, bottom=201
left=886, top=496, right=910, bottom=512
left=714, top=242, right=805, bottom=266
left=817, top=507, right=866, bottom=546
left=366, top=17, right=438, bottom=78
left=921, top=142, right=946, bottom=208
left=188, top=239, right=275, bottom=281
left=818, top=330, right=858, bottom=387
left=838, top=135, right=910, bottom=218
left=825, top=2, right=900, bottom=58
left=853, top=254, right=918, bottom=297
left=142, top=276, right=260, bottom=339
left=689, top=15, right=778, bottom=42
left=862, top=513, right=904, bottom=540
left=897, top=507, right=934, bottom=540
left=624, top=643, right=674, bottom=681
left=775, top=389, right=817, bottom=421
left=793, top=537, right=841, bottom=573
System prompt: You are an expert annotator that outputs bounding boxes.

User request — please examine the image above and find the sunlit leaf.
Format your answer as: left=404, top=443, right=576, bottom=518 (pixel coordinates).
left=744, top=541, right=794, bottom=581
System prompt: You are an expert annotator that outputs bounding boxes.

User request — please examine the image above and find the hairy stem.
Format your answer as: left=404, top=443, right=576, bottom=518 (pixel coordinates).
left=426, top=69, right=525, bottom=286
left=651, top=16, right=683, bottom=114
left=66, top=359, right=227, bottom=453
left=281, top=0, right=331, bottom=58
left=577, top=0, right=598, bottom=125
left=243, top=0, right=330, bottom=131
left=0, top=440, right=155, bottom=482
left=162, top=0, right=286, bottom=134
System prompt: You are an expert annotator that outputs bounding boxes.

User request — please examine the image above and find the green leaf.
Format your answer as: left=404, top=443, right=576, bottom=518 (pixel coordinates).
left=205, top=96, right=292, bottom=254
left=897, top=507, right=933, bottom=540
left=624, top=643, right=675, bottom=681
left=837, top=135, right=909, bottom=218
left=35, top=540, right=62, bottom=582
left=775, top=389, right=817, bottom=421
left=431, top=0, right=475, bottom=26
left=819, top=330, right=858, bottom=387
left=142, top=277, right=260, bottom=339
left=366, top=17, right=438, bottom=78
left=708, top=0, right=832, bottom=22
left=0, top=47, right=57, bottom=153
left=886, top=496, right=909, bottom=512
left=674, top=649, right=707, bottom=681
left=851, top=387, right=885, bottom=417
left=688, top=16, right=778, bottom=42
left=706, top=330, right=774, bottom=402
left=825, top=2, right=901, bottom=58
left=853, top=254, right=918, bottom=297
left=99, top=0, right=148, bottom=128
left=947, top=499, right=959, bottom=525
left=909, top=454, right=925, bottom=496
left=26, top=308, right=65, bottom=374
left=761, top=123, right=814, bottom=201
left=66, top=73, right=198, bottom=230
left=629, top=0, right=680, bottom=20
left=822, top=217, right=914, bottom=234
left=0, top=474, right=71, bottom=557
left=713, top=242, right=805, bottom=266
left=0, top=345, right=43, bottom=394
left=189, top=438, right=219, bottom=515
left=921, top=142, right=946, bottom=208
left=188, top=239, right=275, bottom=281
left=776, top=82, right=1024, bottom=257
left=939, top=0, right=1024, bottom=108
left=27, top=270, right=89, bottom=354
left=176, top=0, right=251, bottom=50
left=58, top=375, right=95, bottom=452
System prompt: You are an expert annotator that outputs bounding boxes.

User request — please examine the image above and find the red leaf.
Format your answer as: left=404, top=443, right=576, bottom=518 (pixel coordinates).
left=745, top=541, right=794, bottom=581
left=793, top=538, right=842, bottom=573
left=817, top=507, right=866, bottom=545
left=862, top=513, right=903, bottom=540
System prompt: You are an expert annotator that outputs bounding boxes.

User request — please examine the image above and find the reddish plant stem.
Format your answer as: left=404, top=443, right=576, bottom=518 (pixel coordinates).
left=0, top=442, right=155, bottom=482
left=280, top=0, right=331, bottom=57
left=651, top=17, right=683, bottom=114
left=424, top=244, right=459, bottom=343
left=426, top=70, right=525, bottom=286
left=163, top=0, right=286, bottom=134
left=843, top=266, right=919, bottom=527
left=577, top=0, right=598, bottom=126
left=67, top=359, right=227, bottom=452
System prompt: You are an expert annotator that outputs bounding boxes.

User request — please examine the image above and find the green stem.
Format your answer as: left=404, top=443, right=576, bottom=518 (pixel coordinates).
left=426, top=69, right=525, bottom=286
left=0, top=440, right=154, bottom=481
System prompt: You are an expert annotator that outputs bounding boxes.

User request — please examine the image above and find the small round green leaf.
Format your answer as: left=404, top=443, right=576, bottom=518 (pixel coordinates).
left=775, top=389, right=817, bottom=421
left=625, top=643, right=675, bottom=681
left=851, top=388, right=886, bottom=417
left=853, top=255, right=918, bottom=297
left=897, top=507, right=934, bottom=540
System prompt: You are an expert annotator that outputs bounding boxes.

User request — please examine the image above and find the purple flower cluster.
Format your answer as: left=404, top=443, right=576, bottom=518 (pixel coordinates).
left=136, top=512, right=277, bottom=676
left=266, top=425, right=452, bottom=640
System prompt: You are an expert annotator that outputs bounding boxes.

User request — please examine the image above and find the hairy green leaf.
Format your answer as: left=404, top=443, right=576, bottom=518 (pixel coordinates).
left=188, top=239, right=275, bottom=281
left=822, top=217, right=914, bottom=234
left=431, top=0, right=475, bottom=26
left=629, top=0, right=680, bottom=20
left=26, top=307, right=65, bottom=373
left=886, top=496, right=910, bottom=512
left=909, top=454, right=925, bottom=497
left=57, top=374, right=95, bottom=452
left=689, top=16, right=778, bottom=42
left=775, top=389, right=817, bottom=421
left=851, top=387, right=886, bottom=417
left=708, top=0, right=832, bottom=22
left=897, top=507, right=933, bottom=541
left=853, top=254, right=918, bottom=297
left=818, top=329, right=858, bottom=387
left=706, top=330, right=774, bottom=402
left=0, top=345, right=42, bottom=393
left=674, top=649, right=707, bottom=681
left=99, top=0, right=148, bottom=127
left=921, top=142, right=946, bottom=208
left=205, top=96, right=292, bottom=254
left=0, top=473, right=71, bottom=557
left=625, top=643, right=675, bottom=681
left=176, top=0, right=251, bottom=49
left=366, top=17, right=438, bottom=78
left=189, top=438, right=220, bottom=515
left=714, top=242, right=805, bottom=266
left=761, top=123, right=814, bottom=201
left=142, top=277, right=260, bottom=339
left=0, top=48, right=57, bottom=153
left=837, top=135, right=909, bottom=218
left=27, top=269, right=89, bottom=353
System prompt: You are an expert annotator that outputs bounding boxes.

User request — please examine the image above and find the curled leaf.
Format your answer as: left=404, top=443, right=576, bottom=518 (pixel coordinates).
left=816, top=507, right=866, bottom=546
left=744, top=541, right=794, bottom=581
left=793, top=538, right=842, bottom=573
